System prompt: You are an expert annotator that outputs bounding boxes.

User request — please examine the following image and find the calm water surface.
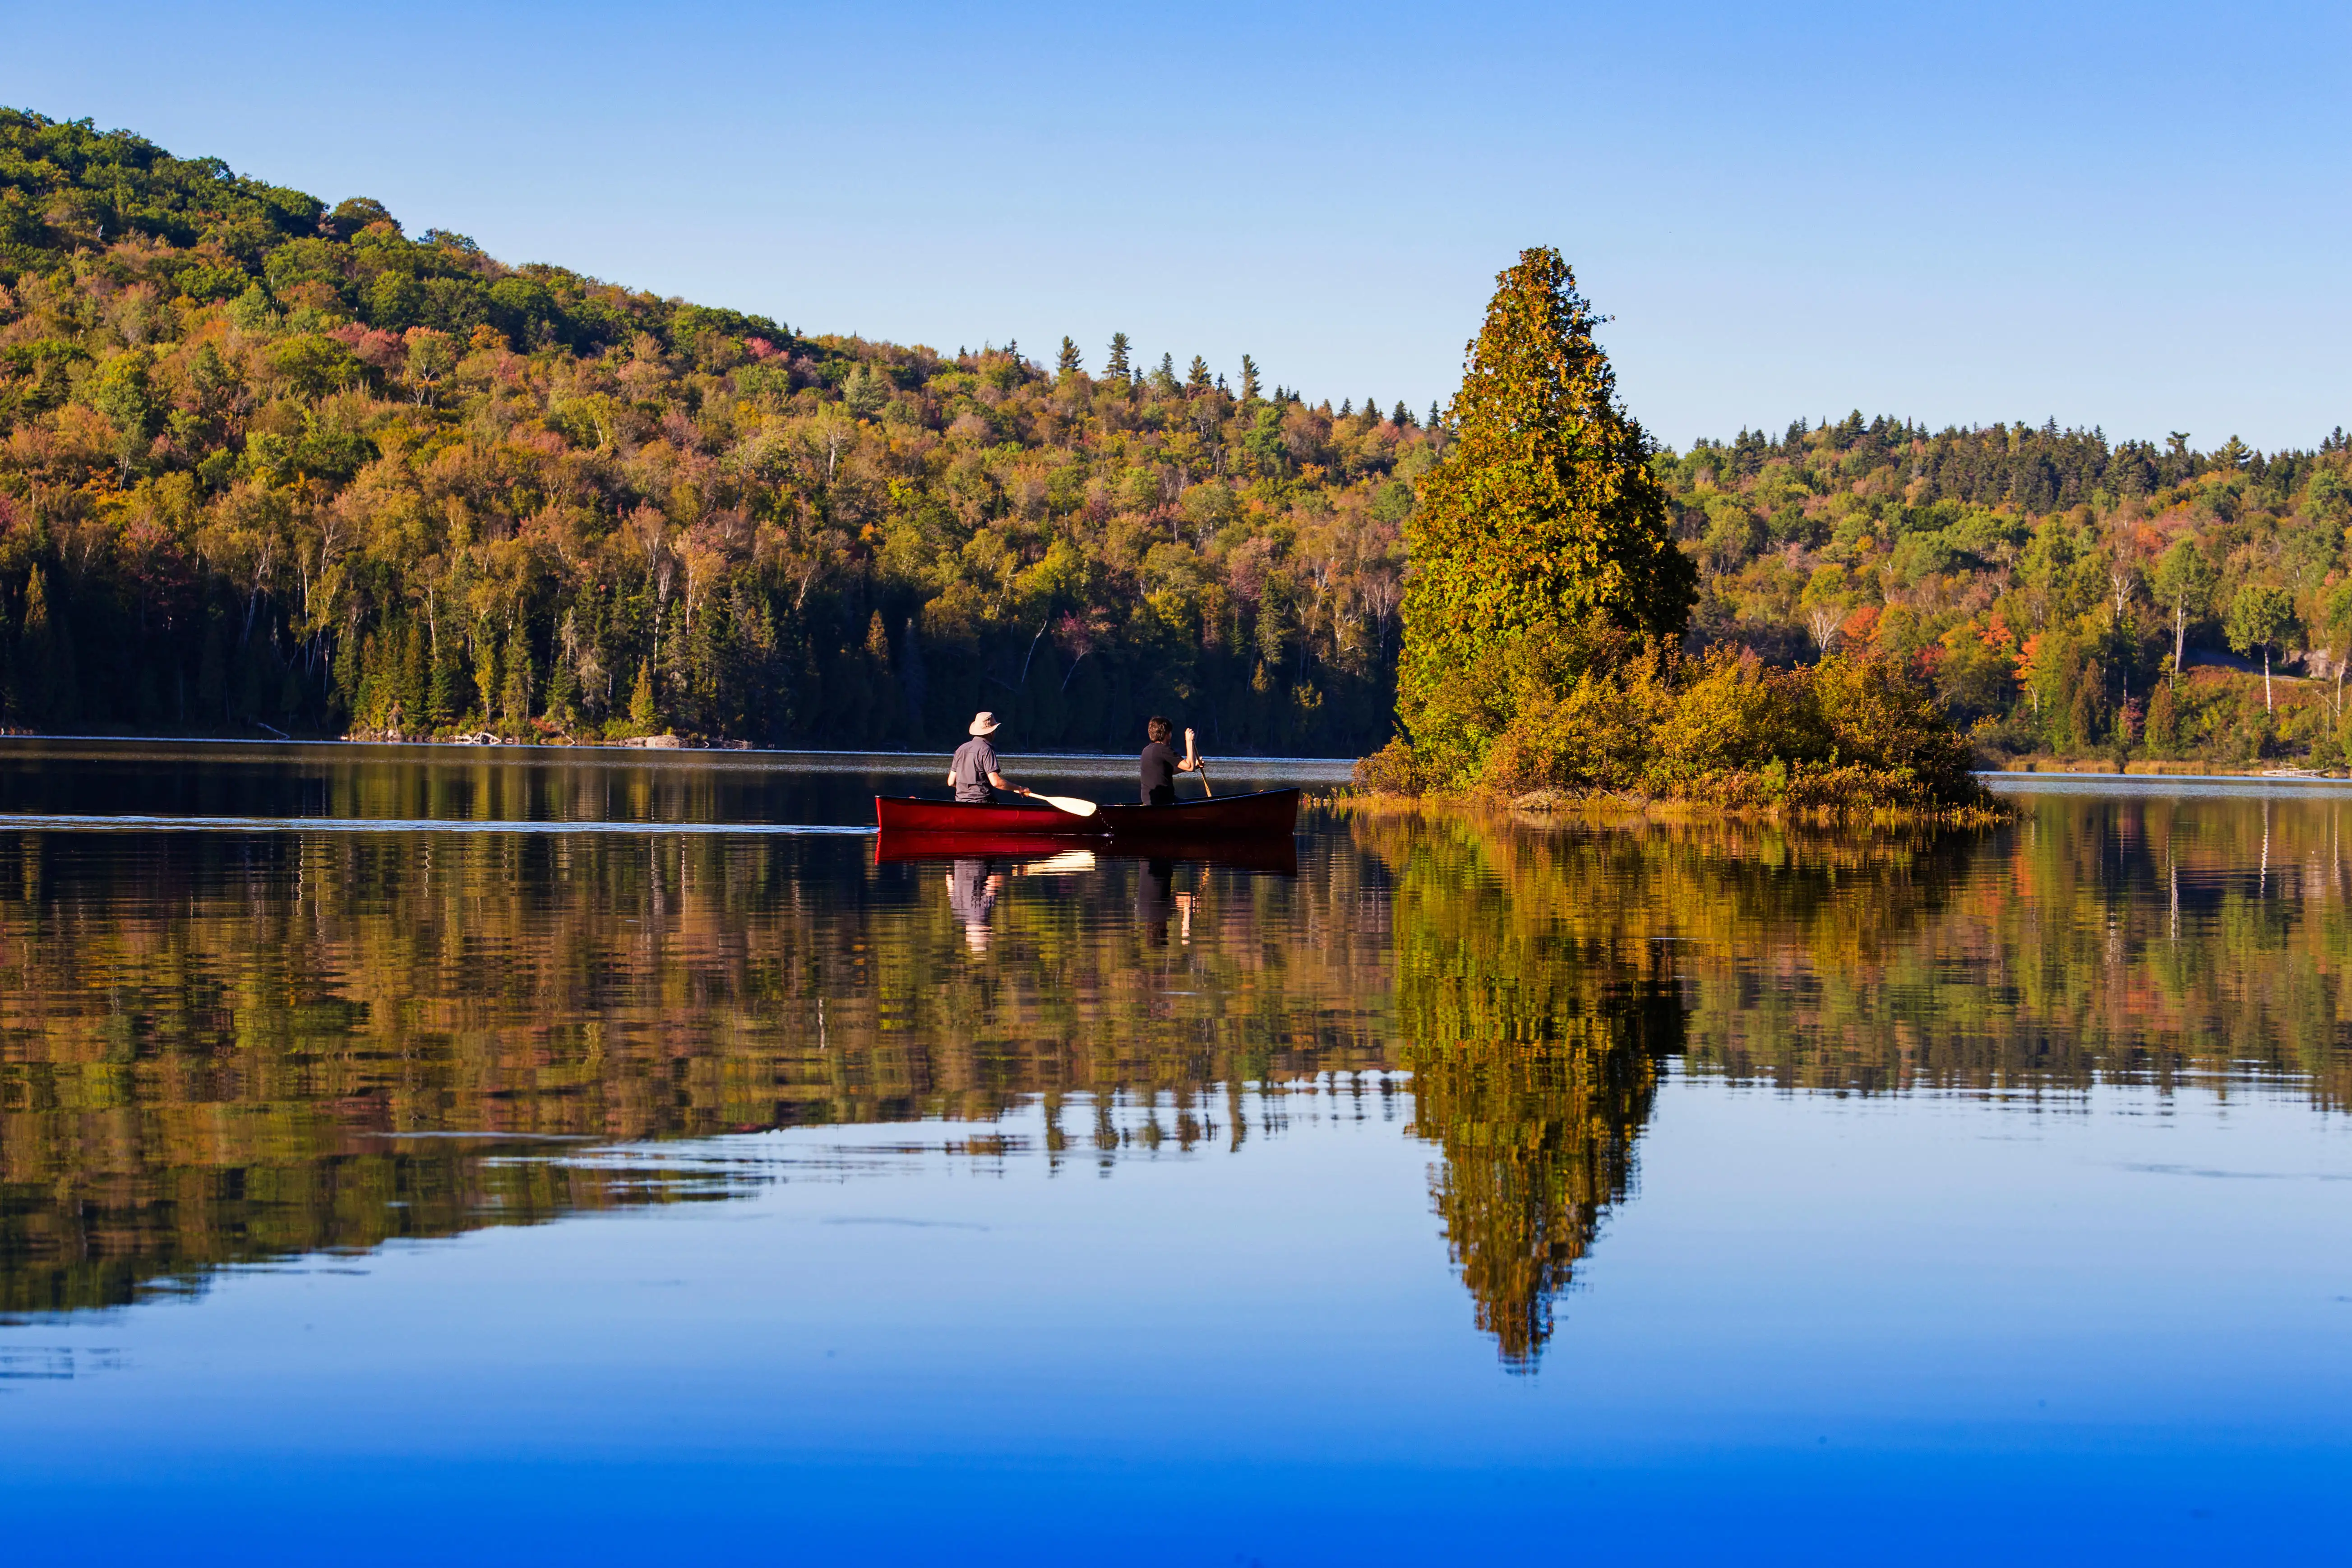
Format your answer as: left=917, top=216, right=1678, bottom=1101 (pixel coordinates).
left=2, top=741, right=2349, bottom=1563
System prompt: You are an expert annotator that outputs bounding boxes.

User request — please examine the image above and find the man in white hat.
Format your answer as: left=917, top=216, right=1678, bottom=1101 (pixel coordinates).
left=947, top=711, right=1031, bottom=804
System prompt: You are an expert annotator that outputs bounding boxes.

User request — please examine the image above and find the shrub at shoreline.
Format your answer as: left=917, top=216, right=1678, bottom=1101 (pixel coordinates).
left=1357, top=615, right=1993, bottom=817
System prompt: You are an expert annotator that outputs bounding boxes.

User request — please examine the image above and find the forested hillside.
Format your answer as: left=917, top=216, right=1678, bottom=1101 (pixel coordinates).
left=1667, top=416, right=2352, bottom=765
left=2, top=107, right=2347, bottom=762
left=0, top=110, right=1420, bottom=752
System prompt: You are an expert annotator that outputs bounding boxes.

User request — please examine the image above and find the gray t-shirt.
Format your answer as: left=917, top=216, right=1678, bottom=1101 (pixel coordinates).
left=950, top=737, right=999, bottom=802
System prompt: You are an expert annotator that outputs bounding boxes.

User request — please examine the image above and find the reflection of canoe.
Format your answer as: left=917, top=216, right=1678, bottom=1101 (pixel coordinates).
left=873, top=788, right=1300, bottom=839
left=1106, top=833, right=1298, bottom=876
left=875, top=828, right=1298, bottom=876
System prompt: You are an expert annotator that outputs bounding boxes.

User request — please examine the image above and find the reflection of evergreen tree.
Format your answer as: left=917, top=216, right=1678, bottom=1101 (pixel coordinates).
left=1409, top=991, right=1677, bottom=1368
left=1381, top=810, right=1687, bottom=1368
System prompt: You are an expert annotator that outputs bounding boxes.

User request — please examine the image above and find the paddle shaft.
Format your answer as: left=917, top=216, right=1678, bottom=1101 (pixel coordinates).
left=1185, top=729, right=1212, bottom=797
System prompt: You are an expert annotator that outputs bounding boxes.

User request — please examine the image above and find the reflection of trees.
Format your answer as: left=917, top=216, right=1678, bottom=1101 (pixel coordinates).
left=1368, top=794, right=2352, bottom=1364
left=1665, top=796, right=2352, bottom=1107
left=0, top=1138, right=732, bottom=1315
left=1410, top=1020, right=1672, bottom=1369
left=1368, top=813, right=1691, bottom=1368
left=0, top=827, right=1390, bottom=1311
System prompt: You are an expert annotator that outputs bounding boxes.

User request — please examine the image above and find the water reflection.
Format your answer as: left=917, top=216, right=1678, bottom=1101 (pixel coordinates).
left=0, top=819, right=1387, bottom=1317
left=4, top=769, right=2351, bottom=1373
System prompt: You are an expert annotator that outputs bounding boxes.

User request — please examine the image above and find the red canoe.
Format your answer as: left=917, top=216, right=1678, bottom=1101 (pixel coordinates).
left=872, top=788, right=1299, bottom=839
left=873, top=795, right=1104, bottom=836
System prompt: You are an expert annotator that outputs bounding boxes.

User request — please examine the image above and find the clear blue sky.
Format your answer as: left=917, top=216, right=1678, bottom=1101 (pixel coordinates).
left=6, top=1, right=2345, bottom=451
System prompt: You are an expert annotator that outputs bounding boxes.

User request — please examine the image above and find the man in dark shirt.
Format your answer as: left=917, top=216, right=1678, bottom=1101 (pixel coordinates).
left=948, top=711, right=1029, bottom=804
left=1138, top=715, right=1201, bottom=805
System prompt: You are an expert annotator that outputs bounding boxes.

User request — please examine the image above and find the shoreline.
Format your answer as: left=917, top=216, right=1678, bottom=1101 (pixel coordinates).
left=1981, top=756, right=2352, bottom=781
left=1340, top=786, right=2013, bottom=828
left=0, top=731, right=1361, bottom=779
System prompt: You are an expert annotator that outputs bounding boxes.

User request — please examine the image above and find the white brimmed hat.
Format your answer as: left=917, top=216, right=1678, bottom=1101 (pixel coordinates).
left=968, top=711, right=1000, bottom=735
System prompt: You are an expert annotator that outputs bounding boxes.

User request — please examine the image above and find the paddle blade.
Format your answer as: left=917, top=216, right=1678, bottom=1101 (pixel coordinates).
left=1035, top=793, right=1099, bottom=817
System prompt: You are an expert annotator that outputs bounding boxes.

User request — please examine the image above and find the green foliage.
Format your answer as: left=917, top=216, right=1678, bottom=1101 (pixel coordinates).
left=2226, top=583, right=2294, bottom=663
left=1364, top=616, right=1984, bottom=812
left=2227, top=582, right=2297, bottom=713
left=1396, top=249, right=1694, bottom=780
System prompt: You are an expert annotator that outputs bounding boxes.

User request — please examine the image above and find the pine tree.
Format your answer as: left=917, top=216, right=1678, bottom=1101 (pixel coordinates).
left=500, top=641, right=533, bottom=730
left=1340, top=398, right=1354, bottom=417
left=1154, top=353, right=1178, bottom=394
left=1104, top=332, right=1131, bottom=381
left=1186, top=355, right=1212, bottom=392
left=545, top=648, right=578, bottom=730
left=427, top=629, right=460, bottom=726
left=17, top=563, right=55, bottom=723
left=471, top=633, right=499, bottom=728
left=1398, top=247, right=1695, bottom=744
left=1393, top=401, right=1413, bottom=427
left=1239, top=354, right=1261, bottom=403
left=842, top=364, right=888, bottom=420
left=330, top=621, right=359, bottom=725
left=1057, top=336, right=1081, bottom=375
left=863, top=610, right=899, bottom=742
left=400, top=618, right=428, bottom=730
left=628, top=659, right=658, bottom=732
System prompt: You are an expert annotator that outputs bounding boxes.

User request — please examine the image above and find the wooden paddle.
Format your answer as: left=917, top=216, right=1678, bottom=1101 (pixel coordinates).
left=1026, top=791, right=1099, bottom=818
left=1184, top=728, right=1212, bottom=798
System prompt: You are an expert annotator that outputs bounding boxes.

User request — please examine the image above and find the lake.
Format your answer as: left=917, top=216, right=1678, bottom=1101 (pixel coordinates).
left=2, top=741, right=2348, bottom=1564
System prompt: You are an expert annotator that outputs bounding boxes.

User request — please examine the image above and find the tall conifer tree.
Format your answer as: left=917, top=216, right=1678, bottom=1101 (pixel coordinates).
left=1397, top=247, right=1694, bottom=742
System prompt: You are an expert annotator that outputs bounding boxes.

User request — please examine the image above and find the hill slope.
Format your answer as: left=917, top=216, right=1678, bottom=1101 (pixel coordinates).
left=0, top=109, right=1420, bottom=751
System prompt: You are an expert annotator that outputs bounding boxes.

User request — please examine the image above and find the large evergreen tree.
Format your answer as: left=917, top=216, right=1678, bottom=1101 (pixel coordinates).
left=1397, top=247, right=1694, bottom=748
